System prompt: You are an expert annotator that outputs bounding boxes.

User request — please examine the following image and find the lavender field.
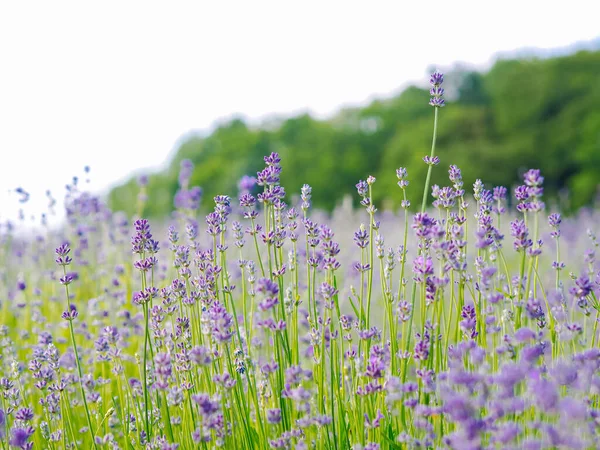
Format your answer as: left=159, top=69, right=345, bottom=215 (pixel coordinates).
left=2, top=73, right=600, bottom=449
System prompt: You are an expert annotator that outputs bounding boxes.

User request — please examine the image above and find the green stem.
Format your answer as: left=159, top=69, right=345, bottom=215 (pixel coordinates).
left=142, top=302, right=151, bottom=440
left=62, top=271, right=98, bottom=449
left=421, top=106, right=440, bottom=214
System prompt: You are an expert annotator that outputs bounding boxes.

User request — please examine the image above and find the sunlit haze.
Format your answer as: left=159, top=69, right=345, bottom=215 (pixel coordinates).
left=1, top=0, right=598, bottom=225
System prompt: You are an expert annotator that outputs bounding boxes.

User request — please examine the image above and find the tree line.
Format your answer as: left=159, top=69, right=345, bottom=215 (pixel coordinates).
left=109, top=50, right=600, bottom=217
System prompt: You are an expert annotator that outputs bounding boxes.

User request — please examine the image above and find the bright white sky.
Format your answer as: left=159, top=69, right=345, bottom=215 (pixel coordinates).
left=0, top=0, right=598, bottom=225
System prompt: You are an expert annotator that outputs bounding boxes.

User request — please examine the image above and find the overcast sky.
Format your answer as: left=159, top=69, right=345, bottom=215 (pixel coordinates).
left=0, top=0, right=598, bottom=224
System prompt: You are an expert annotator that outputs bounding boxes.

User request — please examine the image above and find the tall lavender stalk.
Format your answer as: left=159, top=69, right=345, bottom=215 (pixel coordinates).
left=420, top=71, right=444, bottom=214
left=131, top=219, right=158, bottom=440
left=404, top=71, right=445, bottom=383
left=55, top=244, right=98, bottom=449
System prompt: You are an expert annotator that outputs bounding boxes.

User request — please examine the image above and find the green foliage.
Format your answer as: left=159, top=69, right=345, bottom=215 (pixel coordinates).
left=109, top=50, right=600, bottom=216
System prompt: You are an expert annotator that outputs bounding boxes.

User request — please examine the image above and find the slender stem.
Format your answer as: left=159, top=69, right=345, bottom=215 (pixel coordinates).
left=397, top=191, right=409, bottom=302
left=421, top=106, right=440, bottom=213
left=142, top=302, right=151, bottom=439
left=405, top=106, right=440, bottom=377
left=366, top=186, right=375, bottom=331
left=62, top=269, right=98, bottom=449
left=555, top=235, right=561, bottom=290
left=251, top=217, right=266, bottom=278
left=592, top=293, right=600, bottom=348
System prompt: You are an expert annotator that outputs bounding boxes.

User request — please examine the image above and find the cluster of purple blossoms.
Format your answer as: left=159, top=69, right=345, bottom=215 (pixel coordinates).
left=413, top=330, right=431, bottom=362
left=510, top=219, right=533, bottom=252
left=474, top=183, right=503, bottom=250
left=257, top=152, right=282, bottom=187
left=423, top=155, right=440, bottom=166
left=432, top=185, right=459, bottom=209
left=131, top=219, right=159, bottom=255
left=353, top=225, right=369, bottom=249
left=54, top=243, right=72, bottom=266
left=515, top=169, right=545, bottom=212
left=429, top=71, right=445, bottom=107
left=460, top=305, right=478, bottom=340
left=548, top=212, right=561, bottom=237
left=570, top=273, right=594, bottom=312
left=396, top=168, right=411, bottom=209
left=412, top=212, right=436, bottom=240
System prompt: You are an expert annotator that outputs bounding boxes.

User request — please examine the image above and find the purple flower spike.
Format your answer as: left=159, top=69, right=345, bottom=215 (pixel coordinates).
left=55, top=243, right=73, bottom=266
left=510, top=219, right=532, bottom=252
left=570, top=274, right=592, bottom=299
left=523, top=169, right=544, bottom=187
left=264, top=152, right=281, bottom=166
left=429, top=71, right=445, bottom=107
left=15, top=408, right=34, bottom=422
left=354, top=225, right=369, bottom=249
left=548, top=213, right=561, bottom=228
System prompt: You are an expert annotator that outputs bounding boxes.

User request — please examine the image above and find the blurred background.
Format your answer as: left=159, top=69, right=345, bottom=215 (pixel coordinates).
left=1, top=1, right=599, bottom=225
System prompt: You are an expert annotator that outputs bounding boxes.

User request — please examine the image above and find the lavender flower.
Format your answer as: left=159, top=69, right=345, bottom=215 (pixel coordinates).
left=429, top=71, right=445, bottom=107
left=510, top=219, right=533, bottom=251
